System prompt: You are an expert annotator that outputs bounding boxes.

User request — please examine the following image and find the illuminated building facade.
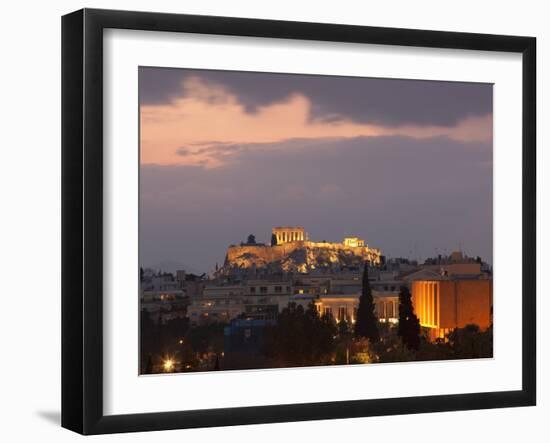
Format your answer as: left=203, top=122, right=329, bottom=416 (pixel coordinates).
left=315, top=292, right=398, bottom=324
left=411, top=278, right=493, bottom=340
left=187, top=284, right=246, bottom=326
left=272, top=226, right=306, bottom=244
left=188, top=280, right=296, bottom=325
left=187, top=270, right=401, bottom=326
left=343, top=237, right=365, bottom=247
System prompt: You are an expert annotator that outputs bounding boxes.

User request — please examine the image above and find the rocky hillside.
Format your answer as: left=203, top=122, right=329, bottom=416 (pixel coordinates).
left=219, top=241, right=380, bottom=275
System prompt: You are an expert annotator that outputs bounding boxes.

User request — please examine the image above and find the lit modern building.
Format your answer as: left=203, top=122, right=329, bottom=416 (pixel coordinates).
left=140, top=289, right=188, bottom=323
left=188, top=280, right=296, bottom=325
left=243, top=280, right=294, bottom=319
left=187, top=284, right=246, bottom=326
left=411, top=278, right=493, bottom=340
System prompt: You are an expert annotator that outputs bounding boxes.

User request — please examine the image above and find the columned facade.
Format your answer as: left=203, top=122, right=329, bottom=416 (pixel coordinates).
left=411, top=279, right=492, bottom=341
left=272, top=226, right=306, bottom=245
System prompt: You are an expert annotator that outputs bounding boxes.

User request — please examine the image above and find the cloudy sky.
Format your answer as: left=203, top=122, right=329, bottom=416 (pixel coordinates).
left=139, top=67, right=493, bottom=273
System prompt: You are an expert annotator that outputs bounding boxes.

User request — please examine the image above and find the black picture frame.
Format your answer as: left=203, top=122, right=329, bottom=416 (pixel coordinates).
left=62, top=8, right=536, bottom=435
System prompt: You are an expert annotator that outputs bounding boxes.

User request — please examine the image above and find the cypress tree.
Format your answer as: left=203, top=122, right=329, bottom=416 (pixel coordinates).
left=271, top=233, right=278, bottom=246
left=397, top=286, right=421, bottom=350
left=144, top=354, right=153, bottom=374
left=354, top=263, right=379, bottom=342
left=338, top=317, right=350, bottom=337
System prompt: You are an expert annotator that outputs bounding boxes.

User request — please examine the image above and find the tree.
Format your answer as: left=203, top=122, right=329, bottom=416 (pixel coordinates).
left=447, top=324, right=492, bottom=359
left=143, top=354, right=154, bottom=374
left=265, top=302, right=336, bottom=366
left=354, top=263, right=379, bottom=342
left=247, top=234, right=256, bottom=244
left=140, top=308, right=160, bottom=361
left=397, top=286, right=421, bottom=350
left=271, top=233, right=278, bottom=246
left=185, top=323, right=225, bottom=355
left=335, top=318, right=353, bottom=364
left=338, top=318, right=351, bottom=336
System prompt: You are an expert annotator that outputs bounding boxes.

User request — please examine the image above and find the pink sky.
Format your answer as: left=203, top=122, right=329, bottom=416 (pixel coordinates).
left=139, top=68, right=493, bottom=272
left=140, top=76, right=492, bottom=168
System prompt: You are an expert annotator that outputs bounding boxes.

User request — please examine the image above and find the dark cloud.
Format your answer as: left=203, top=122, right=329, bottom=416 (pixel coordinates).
left=140, top=135, right=492, bottom=273
left=175, top=147, right=192, bottom=156
left=139, top=67, right=492, bottom=127
left=176, top=143, right=247, bottom=159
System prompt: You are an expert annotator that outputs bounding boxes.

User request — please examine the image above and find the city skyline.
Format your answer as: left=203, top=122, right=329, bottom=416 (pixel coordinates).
left=140, top=67, right=493, bottom=273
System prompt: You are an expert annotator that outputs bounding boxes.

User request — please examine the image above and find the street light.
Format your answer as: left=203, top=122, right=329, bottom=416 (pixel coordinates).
left=163, top=358, right=175, bottom=372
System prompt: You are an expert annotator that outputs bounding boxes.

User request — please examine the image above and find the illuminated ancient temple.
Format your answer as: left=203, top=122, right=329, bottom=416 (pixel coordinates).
left=272, top=226, right=306, bottom=244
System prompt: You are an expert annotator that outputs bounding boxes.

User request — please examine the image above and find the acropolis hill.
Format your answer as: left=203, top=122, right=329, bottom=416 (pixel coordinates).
left=219, top=226, right=381, bottom=275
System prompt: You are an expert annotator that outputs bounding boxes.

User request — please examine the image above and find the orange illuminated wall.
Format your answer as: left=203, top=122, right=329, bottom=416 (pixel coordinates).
left=411, top=279, right=492, bottom=339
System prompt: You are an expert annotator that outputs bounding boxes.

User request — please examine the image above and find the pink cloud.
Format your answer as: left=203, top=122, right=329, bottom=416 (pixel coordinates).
left=140, top=77, right=492, bottom=167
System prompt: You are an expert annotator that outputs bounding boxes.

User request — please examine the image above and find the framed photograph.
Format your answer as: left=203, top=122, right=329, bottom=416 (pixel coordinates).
left=61, top=8, right=536, bottom=435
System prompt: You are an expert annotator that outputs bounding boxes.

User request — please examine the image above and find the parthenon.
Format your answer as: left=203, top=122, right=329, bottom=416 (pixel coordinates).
left=272, top=226, right=306, bottom=245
